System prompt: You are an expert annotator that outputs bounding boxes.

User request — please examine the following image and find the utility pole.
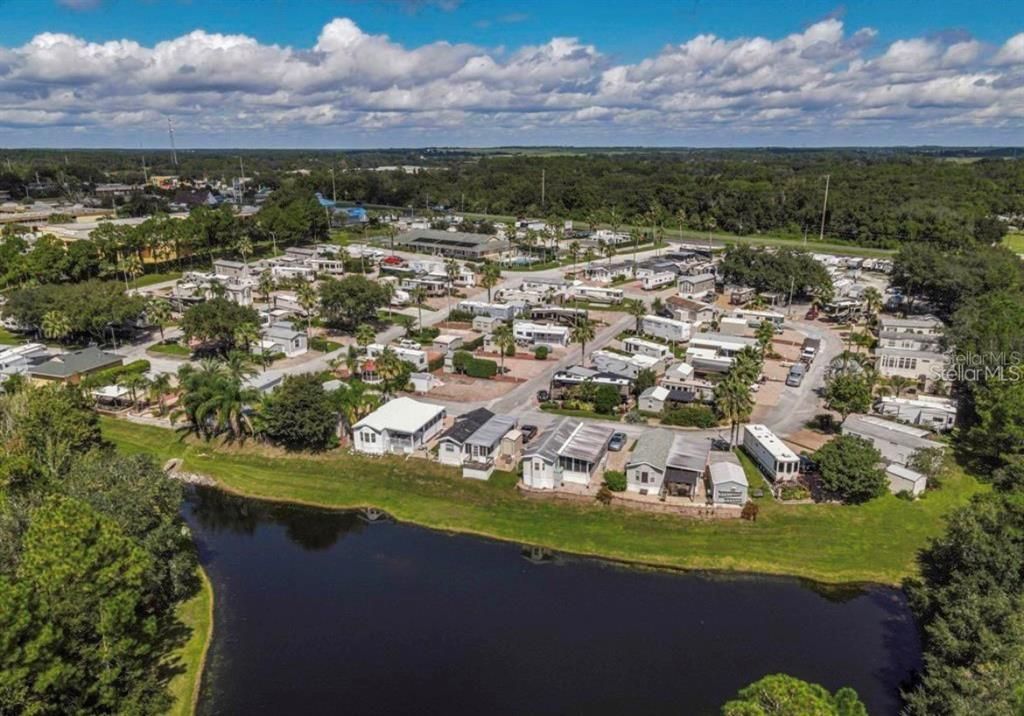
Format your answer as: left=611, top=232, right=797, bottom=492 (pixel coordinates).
left=818, top=174, right=830, bottom=242
left=167, top=118, right=178, bottom=167
left=787, top=275, right=796, bottom=317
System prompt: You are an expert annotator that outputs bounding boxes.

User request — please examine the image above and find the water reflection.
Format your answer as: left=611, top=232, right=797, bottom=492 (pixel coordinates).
left=187, top=486, right=367, bottom=552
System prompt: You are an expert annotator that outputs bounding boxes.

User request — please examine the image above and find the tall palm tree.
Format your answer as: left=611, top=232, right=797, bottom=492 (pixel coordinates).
left=41, top=310, right=71, bottom=343
left=296, top=282, right=318, bottom=337
left=568, top=240, right=581, bottom=277
left=236, top=234, right=253, bottom=266
left=381, top=281, right=396, bottom=320
left=570, top=319, right=596, bottom=363
left=410, top=286, right=427, bottom=331
left=121, top=253, right=144, bottom=290
left=629, top=228, right=643, bottom=275
left=223, top=351, right=257, bottom=383
left=626, top=298, right=647, bottom=335
left=714, top=373, right=754, bottom=446
left=481, top=261, right=502, bottom=301
left=862, top=286, right=883, bottom=325
left=444, top=258, right=460, bottom=314
left=755, top=320, right=775, bottom=356
left=257, top=269, right=275, bottom=304
left=146, top=298, right=173, bottom=342
left=492, top=322, right=515, bottom=374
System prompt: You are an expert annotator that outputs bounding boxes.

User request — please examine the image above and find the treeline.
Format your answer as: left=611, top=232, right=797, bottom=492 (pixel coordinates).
left=890, top=240, right=1024, bottom=712
left=0, top=384, right=199, bottom=714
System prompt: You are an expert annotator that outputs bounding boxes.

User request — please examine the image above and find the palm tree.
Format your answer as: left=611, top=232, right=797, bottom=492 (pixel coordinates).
left=223, top=351, right=257, bottom=382
left=236, top=234, right=253, bottom=266
left=601, top=239, right=615, bottom=266
left=381, top=281, right=396, bottom=320
left=651, top=296, right=665, bottom=316
left=863, top=286, right=883, bottom=325
left=492, top=322, right=515, bottom=374
left=121, top=253, right=143, bottom=290
left=583, top=248, right=597, bottom=265
left=375, top=347, right=407, bottom=398
left=410, top=286, right=427, bottom=331
left=755, top=320, right=775, bottom=356
left=257, top=269, right=275, bottom=304
left=885, top=375, right=915, bottom=398
left=148, top=373, right=173, bottom=416
left=675, top=207, right=687, bottom=240
left=481, top=261, right=502, bottom=301
left=41, top=310, right=71, bottom=343
left=117, top=371, right=150, bottom=412
left=570, top=319, right=596, bottom=363
left=568, top=240, right=581, bottom=277
left=626, top=298, right=647, bottom=335
left=629, top=228, right=643, bottom=275
left=355, top=323, right=376, bottom=351
left=732, top=346, right=764, bottom=385
left=146, top=298, right=172, bottom=342
left=444, top=259, right=460, bottom=314
left=344, top=345, right=359, bottom=377
left=714, top=373, right=754, bottom=446
left=233, top=321, right=261, bottom=355
left=296, top=282, right=318, bottom=337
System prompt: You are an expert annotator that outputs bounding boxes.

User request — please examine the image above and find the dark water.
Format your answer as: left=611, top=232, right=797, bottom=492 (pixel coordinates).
left=186, top=488, right=921, bottom=716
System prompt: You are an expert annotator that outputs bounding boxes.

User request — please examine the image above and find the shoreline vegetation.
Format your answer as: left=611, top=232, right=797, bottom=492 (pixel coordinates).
left=103, top=417, right=987, bottom=587
left=167, top=567, right=214, bottom=716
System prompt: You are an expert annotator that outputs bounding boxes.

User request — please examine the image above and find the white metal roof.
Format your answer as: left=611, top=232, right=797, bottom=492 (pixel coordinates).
left=354, top=396, right=445, bottom=434
left=709, top=460, right=748, bottom=487
left=744, top=424, right=799, bottom=462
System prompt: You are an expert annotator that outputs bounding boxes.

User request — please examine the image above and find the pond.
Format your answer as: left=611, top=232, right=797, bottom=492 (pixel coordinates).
left=186, top=488, right=920, bottom=716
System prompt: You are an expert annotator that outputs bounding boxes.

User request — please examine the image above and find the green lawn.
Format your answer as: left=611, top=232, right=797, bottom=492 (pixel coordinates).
left=1001, top=231, right=1024, bottom=254
left=148, top=341, right=191, bottom=358
left=165, top=567, right=213, bottom=716
left=102, top=418, right=987, bottom=586
left=135, top=271, right=183, bottom=288
left=0, top=327, right=24, bottom=345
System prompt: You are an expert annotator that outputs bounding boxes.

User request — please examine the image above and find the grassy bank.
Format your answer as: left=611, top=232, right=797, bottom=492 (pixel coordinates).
left=166, top=567, right=213, bottom=716
left=103, top=417, right=987, bottom=586
left=0, top=327, right=23, bottom=345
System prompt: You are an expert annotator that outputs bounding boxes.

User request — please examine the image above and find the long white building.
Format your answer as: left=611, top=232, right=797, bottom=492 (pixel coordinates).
left=742, top=424, right=800, bottom=482
left=641, top=315, right=691, bottom=343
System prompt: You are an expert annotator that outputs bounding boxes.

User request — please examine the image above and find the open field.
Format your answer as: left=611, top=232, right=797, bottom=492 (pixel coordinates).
left=103, top=417, right=987, bottom=585
left=0, top=327, right=24, bottom=345
left=166, top=567, right=213, bottom=716
left=135, top=271, right=183, bottom=288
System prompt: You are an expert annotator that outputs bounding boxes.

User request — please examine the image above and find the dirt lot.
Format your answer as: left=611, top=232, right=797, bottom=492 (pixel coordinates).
left=428, top=372, right=521, bottom=401
left=785, top=429, right=834, bottom=454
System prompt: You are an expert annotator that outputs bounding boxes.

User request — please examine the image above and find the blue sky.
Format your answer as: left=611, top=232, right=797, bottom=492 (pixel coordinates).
left=0, top=0, right=1022, bottom=147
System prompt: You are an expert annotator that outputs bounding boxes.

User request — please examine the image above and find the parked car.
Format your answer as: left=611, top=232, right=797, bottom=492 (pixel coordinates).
left=785, top=363, right=806, bottom=387
left=520, top=424, right=538, bottom=443
left=710, top=438, right=731, bottom=451
left=382, top=255, right=404, bottom=266
left=608, top=432, right=627, bottom=451
left=536, top=389, right=550, bottom=403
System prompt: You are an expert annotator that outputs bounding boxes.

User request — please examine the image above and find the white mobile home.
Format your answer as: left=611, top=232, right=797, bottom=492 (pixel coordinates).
left=456, top=300, right=519, bottom=321
left=876, top=395, right=956, bottom=431
left=623, top=336, right=672, bottom=361
left=641, top=315, right=691, bottom=343
left=353, top=397, right=446, bottom=456
left=885, top=463, right=928, bottom=497
left=642, top=272, right=676, bottom=290
left=513, top=321, right=570, bottom=347
left=728, top=308, right=785, bottom=328
left=840, top=414, right=942, bottom=466
left=570, top=285, right=624, bottom=304
left=366, top=343, right=429, bottom=371
left=742, top=424, right=800, bottom=482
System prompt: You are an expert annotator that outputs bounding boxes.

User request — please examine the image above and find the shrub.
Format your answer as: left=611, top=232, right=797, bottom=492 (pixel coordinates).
left=463, top=335, right=485, bottom=351
left=595, top=485, right=613, bottom=505
left=780, top=484, right=810, bottom=501
left=446, top=309, right=476, bottom=322
left=533, top=345, right=549, bottom=360
left=452, top=350, right=498, bottom=378
left=661, top=405, right=717, bottom=428
left=624, top=410, right=647, bottom=424
left=308, top=337, right=335, bottom=352
left=81, top=359, right=151, bottom=389
left=593, top=384, right=622, bottom=414
left=604, top=470, right=627, bottom=492
left=741, top=502, right=759, bottom=521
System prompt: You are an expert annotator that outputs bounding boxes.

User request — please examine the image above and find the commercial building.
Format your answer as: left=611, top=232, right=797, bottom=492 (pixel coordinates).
left=396, top=229, right=509, bottom=260
left=27, top=347, right=123, bottom=385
